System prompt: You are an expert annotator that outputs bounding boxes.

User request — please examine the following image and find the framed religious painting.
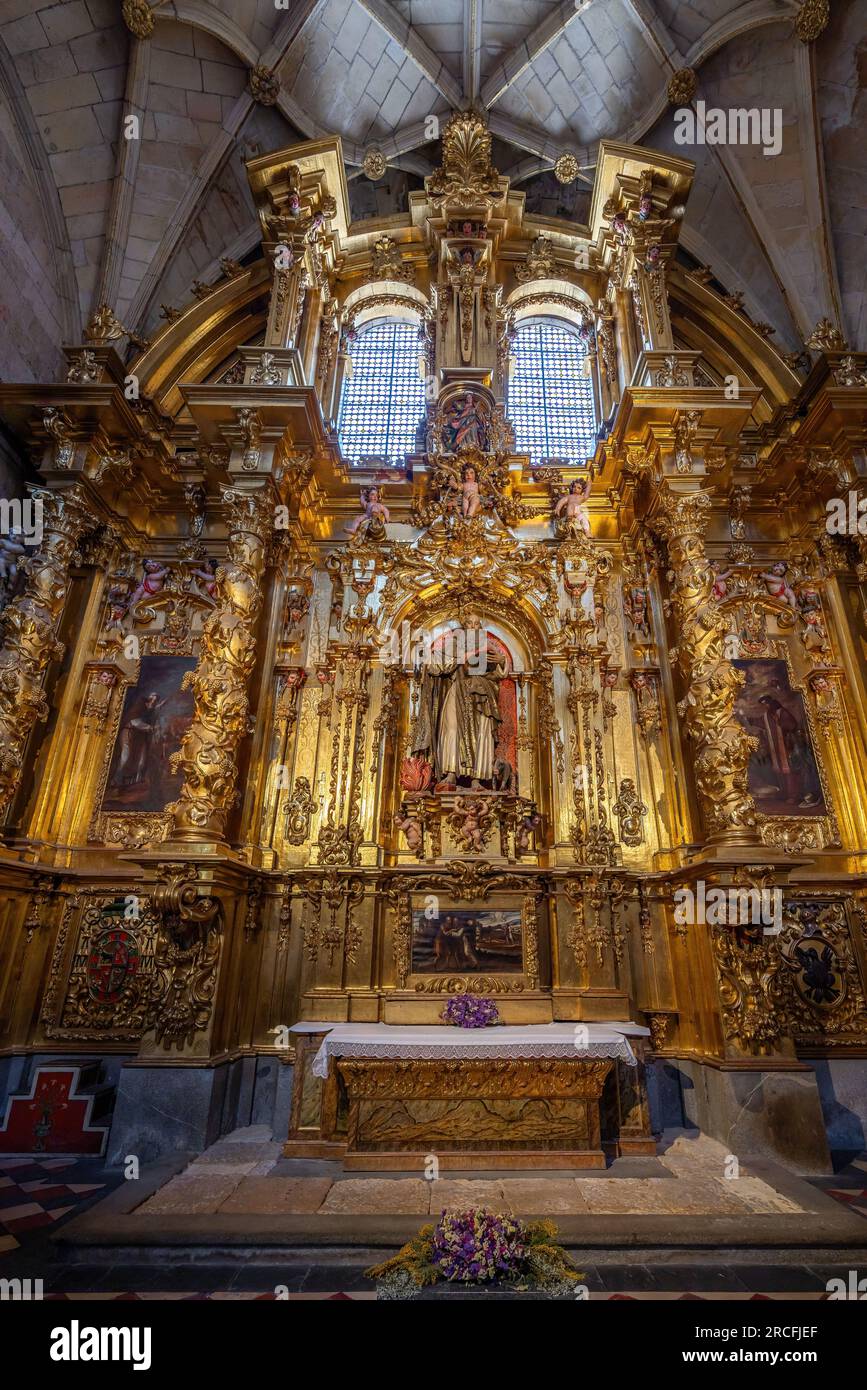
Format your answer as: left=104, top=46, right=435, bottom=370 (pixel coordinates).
left=400, top=891, right=540, bottom=993
left=90, top=654, right=197, bottom=848
left=732, top=656, right=838, bottom=853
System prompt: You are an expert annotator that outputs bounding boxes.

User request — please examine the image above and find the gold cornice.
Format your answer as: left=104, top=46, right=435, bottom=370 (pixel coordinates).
left=130, top=263, right=271, bottom=409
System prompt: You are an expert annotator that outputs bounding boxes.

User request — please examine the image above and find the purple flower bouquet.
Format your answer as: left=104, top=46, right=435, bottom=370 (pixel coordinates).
left=431, top=1207, right=525, bottom=1283
left=442, top=995, right=500, bottom=1028
left=366, top=1207, right=585, bottom=1297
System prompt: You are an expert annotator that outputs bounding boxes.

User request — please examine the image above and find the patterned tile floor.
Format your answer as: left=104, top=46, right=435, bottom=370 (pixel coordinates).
left=0, top=1156, right=108, bottom=1253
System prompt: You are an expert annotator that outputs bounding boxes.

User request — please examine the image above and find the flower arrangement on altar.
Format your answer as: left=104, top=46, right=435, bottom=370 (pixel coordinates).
left=442, top=995, right=500, bottom=1028
left=366, top=1208, right=584, bottom=1299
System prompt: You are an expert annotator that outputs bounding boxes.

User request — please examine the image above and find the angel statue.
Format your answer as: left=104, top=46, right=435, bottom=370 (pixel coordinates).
left=460, top=464, right=482, bottom=518
left=345, top=485, right=389, bottom=540
left=553, top=478, right=592, bottom=537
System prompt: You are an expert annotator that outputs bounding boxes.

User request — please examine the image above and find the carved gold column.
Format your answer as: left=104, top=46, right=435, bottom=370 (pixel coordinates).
left=169, top=486, right=273, bottom=842
left=0, top=485, right=93, bottom=816
left=653, top=488, right=759, bottom=844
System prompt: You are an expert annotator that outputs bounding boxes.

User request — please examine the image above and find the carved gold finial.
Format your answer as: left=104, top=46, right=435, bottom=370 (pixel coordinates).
left=515, top=235, right=557, bottom=284
left=369, top=235, right=414, bottom=284
left=249, top=64, right=280, bottom=105
left=667, top=68, right=697, bottom=105
left=795, top=0, right=830, bottom=42
left=427, top=109, right=500, bottom=206
left=805, top=317, right=848, bottom=352
left=554, top=153, right=580, bottom=186
left=84, top=303, right=149, bottom=350
left=122, top=0, right=155, bottom=39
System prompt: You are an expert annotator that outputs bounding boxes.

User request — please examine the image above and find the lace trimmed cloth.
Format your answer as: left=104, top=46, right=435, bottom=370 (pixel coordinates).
left=309, top=1022, right=639, bottom=1079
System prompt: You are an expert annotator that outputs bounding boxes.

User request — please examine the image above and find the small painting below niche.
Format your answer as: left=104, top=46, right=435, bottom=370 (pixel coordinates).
left=411, top=905, right=524, bottom=976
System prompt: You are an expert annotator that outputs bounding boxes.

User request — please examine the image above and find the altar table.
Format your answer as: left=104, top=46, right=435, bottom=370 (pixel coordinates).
left=286, top=1022, right=651, bottom=1170
left=309, top=1022, right=638, bottom=1078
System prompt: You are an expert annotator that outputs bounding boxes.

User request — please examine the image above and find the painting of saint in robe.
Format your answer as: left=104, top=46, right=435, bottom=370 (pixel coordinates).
left=733, top=659, right=826, bottom=816
left=412, top=908, right=523, bottom=975
left=102, top=655, right=196, bottom=813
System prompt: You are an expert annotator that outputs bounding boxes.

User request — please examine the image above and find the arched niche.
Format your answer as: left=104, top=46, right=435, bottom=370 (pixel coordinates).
left=507, top=278, right=594, bottom=330
left=377, top=590, right=550, bottom=826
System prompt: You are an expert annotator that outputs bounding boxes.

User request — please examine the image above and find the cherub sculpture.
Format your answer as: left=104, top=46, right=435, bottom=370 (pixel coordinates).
left=459, top=464, right=481, bottom=519
left=345, top=485, right=389, bottom=539
left=449, top=796, right=492, bottom=853
left=104, top=581, right=132, bottom=634
left=128, top=559, right=170, bottom=615
left=189, top=557, right=218, bottom=604
left=759, top=561, right=798, bottom=610
left=394, top=807, right=423, bottom=854
left=553, top=478, right=592, bottom=537
left=802, top=608, right=830, bottom=660
left=515, top=802, right=542, bottom=854
left=710, top=561, right=735, bottom=602
left=624, top=583, right=651, bottom=638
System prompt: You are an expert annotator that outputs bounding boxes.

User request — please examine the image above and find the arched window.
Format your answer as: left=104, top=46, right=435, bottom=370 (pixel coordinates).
left=338, top=318, right=426, bottom=464
left=507, top=318, right=596, bottom=466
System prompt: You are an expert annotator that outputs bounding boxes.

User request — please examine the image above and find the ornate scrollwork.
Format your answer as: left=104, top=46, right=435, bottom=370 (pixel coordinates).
left=284, top=776, right=315, bottom=845
left=169, top=487, right=273, bottom=840
left=0, top=486, right=94, bottom=813
left=653, top=488, right=758, bottom=840
left=148, top=864, right=221, bottom=1050
left=712, top=923, right=785, bottom=1056
left=426, top=108, right=500, bottom=206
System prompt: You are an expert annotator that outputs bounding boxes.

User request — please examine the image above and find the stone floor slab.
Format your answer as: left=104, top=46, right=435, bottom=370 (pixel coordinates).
left=317, top=1179, right=430, bottom=1215
left=428, top=1179, right=509, bottom=1212
left=187, top=1143, right=274, bottom=1168
left=219, top=1178, right=334, bottom=1215
left=717, top=1176, right=804, bottom=1214
left=575, top=1178, right=745, bottom=1214
left=136, top=1175, right=243, bottom=1215
left=498, top=1179, right=589, bottom=1214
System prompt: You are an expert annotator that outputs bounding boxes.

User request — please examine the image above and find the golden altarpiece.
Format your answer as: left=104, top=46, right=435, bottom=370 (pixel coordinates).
left=0, top=112, right=866, bottom=1170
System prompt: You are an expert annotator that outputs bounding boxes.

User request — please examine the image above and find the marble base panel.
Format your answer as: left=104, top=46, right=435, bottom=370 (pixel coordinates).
left=673, top=1058, right=833, bottom=1176
left=107, top=1057, right=270, bottom=1165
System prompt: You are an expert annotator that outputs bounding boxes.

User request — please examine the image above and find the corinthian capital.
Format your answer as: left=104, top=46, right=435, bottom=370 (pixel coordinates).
left=652, top=487, right=712, bottom=544
left=222, top=485, right=276, bottom=541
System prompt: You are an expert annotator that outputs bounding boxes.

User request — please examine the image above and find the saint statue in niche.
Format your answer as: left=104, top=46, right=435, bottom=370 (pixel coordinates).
left=441, top=392, right=489, bottom=453
left=409, top=624, right=509, bottom=792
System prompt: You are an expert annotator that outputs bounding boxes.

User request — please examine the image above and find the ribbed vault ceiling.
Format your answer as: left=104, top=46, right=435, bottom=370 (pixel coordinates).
left=0, top=0, right=864, bottom=367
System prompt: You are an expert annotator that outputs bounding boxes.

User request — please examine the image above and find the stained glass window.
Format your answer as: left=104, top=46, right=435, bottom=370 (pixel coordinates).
left=338, top=319, right=426, bottom=465
left=507, top=319, right=597, bottom=466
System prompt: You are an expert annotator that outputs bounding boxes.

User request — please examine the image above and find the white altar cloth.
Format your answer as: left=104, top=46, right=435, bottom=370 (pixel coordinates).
left=305, top=1022, right=639, bottom=1079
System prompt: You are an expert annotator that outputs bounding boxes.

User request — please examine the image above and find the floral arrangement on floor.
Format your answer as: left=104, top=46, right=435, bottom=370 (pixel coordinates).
left=366, top=1207, right=584, bottom=1300
left=442, top=995, right=500, bottom=1028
